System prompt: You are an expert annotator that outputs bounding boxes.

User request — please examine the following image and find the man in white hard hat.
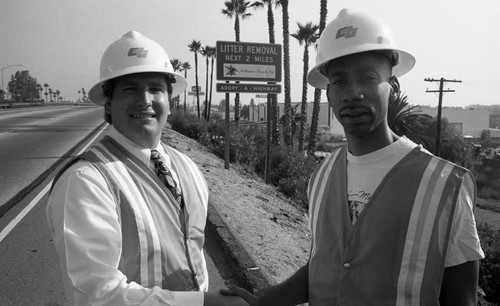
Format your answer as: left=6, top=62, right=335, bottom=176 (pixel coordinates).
left=223, top=9, right=484, bottom=305
left=46, top=31, right=248, bottom=306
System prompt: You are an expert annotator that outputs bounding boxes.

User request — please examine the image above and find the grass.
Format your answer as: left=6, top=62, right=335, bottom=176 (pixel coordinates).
left=477, top=198, right=500, bottom=214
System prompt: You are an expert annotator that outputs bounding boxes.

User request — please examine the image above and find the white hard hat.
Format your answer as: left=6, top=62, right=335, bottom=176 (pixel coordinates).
left=307, top=8, right=415, bottom=90
left=88, top=31, right=187, bottom=106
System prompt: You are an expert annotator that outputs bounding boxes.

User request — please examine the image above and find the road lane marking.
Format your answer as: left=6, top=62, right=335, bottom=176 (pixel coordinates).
left=0, top=183, right=52, bottom=242
left=0, top=124, right=108, bottom=243
left=0, top=130, right=14, bottom=137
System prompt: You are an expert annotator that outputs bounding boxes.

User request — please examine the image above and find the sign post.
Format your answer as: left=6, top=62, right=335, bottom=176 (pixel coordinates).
left=216, top=41, right=282, bottom=177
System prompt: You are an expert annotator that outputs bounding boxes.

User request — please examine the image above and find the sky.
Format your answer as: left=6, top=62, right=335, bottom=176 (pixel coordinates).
left=1, top=0, right=499, bottom=109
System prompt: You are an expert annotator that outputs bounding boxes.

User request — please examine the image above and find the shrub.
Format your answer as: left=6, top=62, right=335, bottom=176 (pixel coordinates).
left=271, top=148, right=317, bottom=208
left=473, top=163, right=500, bottom=201
left=477, top=222, right=500, bottom=304
left=170, top=113, right=318, bottom=208
left=169, top=111, right=209, bottom=139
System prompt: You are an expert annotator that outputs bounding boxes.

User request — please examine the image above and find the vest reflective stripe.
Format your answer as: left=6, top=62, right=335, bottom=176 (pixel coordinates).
left=103, top=141, right=165, bottom=287
left=397, top=159, right=453, bottom=305
left=308, top=149, right=341, bottom=259
left=308, top=146, right=467, bottom=305
left=79, top=136, right=207, bottom=291
left=92, top=142, right=164, bottom=288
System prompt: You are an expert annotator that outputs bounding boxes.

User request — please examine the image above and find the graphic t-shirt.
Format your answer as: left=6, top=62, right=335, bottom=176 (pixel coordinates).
left=346, top=137, right=417, bottom=224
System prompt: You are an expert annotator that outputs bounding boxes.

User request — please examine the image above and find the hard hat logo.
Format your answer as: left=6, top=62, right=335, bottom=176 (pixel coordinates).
left=128, top=48, right=148, bottom=58
left=336, top=26, right=358, bottom=39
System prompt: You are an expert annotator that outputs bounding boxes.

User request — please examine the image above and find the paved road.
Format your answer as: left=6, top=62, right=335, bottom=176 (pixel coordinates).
left=0, top=105, right=103, bottom=209
left=0, top=105, right=225, bottom=305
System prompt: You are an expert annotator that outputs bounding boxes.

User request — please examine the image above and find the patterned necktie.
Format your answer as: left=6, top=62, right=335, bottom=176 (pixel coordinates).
left=150, top=149, right=184, bottom=207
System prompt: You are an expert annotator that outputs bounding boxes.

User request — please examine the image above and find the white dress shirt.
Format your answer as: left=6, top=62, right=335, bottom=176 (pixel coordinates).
left=46, top=127, right=205, bottom=305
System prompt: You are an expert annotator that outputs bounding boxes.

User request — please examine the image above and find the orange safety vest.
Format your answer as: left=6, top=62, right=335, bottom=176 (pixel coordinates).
left=53, top=136, right=208, bottom=291
left=308, top=146, right=471, bottom=306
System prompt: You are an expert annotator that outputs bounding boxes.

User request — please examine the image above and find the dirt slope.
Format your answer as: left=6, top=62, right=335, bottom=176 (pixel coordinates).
left=163, top=128, right=310, bottom=284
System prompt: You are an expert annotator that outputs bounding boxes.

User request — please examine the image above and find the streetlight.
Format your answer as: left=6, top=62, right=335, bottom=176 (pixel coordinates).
left=1, top=64, right=23, bottom=94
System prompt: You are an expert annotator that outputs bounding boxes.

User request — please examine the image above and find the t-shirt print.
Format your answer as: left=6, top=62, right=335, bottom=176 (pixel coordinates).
left=347, top=190, right=372, bottom=225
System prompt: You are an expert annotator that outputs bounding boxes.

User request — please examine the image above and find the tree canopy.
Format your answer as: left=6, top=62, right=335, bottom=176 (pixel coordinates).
left=7, top=70, right=39, bottom=102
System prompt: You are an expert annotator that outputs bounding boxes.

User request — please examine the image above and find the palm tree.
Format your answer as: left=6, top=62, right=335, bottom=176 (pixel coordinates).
left=280, top=0, right=293, bottom=146
left=201, top=46, right=211, bottom=120
left=207, top=46, right=217, bottom=121
left=291, top=21, right=319, bottom=152
left=188, top=40, right=202, bottom=119
left=170, top=58, right=183, bottom=110
left=388, top=90, right=433, bottom=149
left=43, top=83, right=49, bottom=102
left=36, top=84, right=43, bottom=101
left=308, top=0, right=328, bottom=155
left=252, top=0, right=281, bottom=145
left=170, top=58, right=182, bottom=72
left=222, top=0, right=255, bottom=122
left=48, top=88, right=53, bottom=102
left=78, top=90, right=81, bottom=102
left=55, top=90, right=61, bottom=102
left=81, top=88, right=87, bottom=102
left=181, top=62, right=191, bottom=112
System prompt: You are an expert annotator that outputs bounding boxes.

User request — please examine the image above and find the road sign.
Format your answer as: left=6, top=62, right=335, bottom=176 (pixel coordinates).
left=216, top=83, right=281, bottom=94
left=255, top=94, right=268, bottom=98
left=188, top=91, right=205, bottom=96
left=191, top=85, right=201, bottom=92
left=216, top=41, right=282, bottom=82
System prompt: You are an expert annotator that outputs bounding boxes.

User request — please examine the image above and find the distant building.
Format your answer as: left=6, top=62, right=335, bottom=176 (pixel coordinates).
left=232, top=101, right=499, bottom=139
left=210, top=109, right=234, bottom=121
left=490, top=113, right=500, bottom=129
left=417, top=106, right=490, bottom=137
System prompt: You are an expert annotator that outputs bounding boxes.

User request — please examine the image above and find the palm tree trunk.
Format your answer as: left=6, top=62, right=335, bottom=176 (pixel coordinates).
left=235, top=15, right=240, bottom=42
left=298, top=44, right=309, bottom=152
left=194, top=52, right=200, bottom=119
left=234, top=15, right=241, bottom=122
left=204, top=55, right=209, bottom=120
left=208, top=57, right=215, bottom=121
left=184, top=70, right=188, bottom=112
left=281, top=0, right=292, bottom=146
left=308, top=89, right=321, bottom=154
left=308, top=0, right=328, bottom=154
left=265, top=1, right=280, bottom=145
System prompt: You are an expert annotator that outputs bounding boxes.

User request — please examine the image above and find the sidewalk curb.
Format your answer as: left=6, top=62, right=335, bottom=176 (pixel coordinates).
left=205, top=201, right=274, bottom=292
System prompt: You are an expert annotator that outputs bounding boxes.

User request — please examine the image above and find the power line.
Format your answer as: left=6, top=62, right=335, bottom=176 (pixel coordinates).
left=424, top=77, right=462, bottom=156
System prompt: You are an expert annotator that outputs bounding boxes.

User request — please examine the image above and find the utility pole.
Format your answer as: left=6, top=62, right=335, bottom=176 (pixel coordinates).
left=424, top=77, right=462, bottom=156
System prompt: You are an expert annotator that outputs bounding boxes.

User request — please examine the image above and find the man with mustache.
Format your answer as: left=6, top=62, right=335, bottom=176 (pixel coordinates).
left=223, top=8, right=484, bottom=306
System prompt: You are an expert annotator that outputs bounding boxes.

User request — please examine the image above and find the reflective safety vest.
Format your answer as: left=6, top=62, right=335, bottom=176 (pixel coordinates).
left=55, top=136, right=209, bottom=291
left=308, top=146, right=471, bottom=306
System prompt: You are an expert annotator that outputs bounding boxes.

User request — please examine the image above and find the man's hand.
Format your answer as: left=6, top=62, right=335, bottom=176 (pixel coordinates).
left=220, top=285, right=259, bottom=306
left=204, top=291, right=250, bottom=306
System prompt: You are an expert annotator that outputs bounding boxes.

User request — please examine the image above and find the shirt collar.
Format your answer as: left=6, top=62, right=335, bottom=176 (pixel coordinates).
left=108, top=127, right=159, bottom=166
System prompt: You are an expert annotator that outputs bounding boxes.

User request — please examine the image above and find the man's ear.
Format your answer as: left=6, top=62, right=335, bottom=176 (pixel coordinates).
left=390, top=76, right=400, bottom=99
